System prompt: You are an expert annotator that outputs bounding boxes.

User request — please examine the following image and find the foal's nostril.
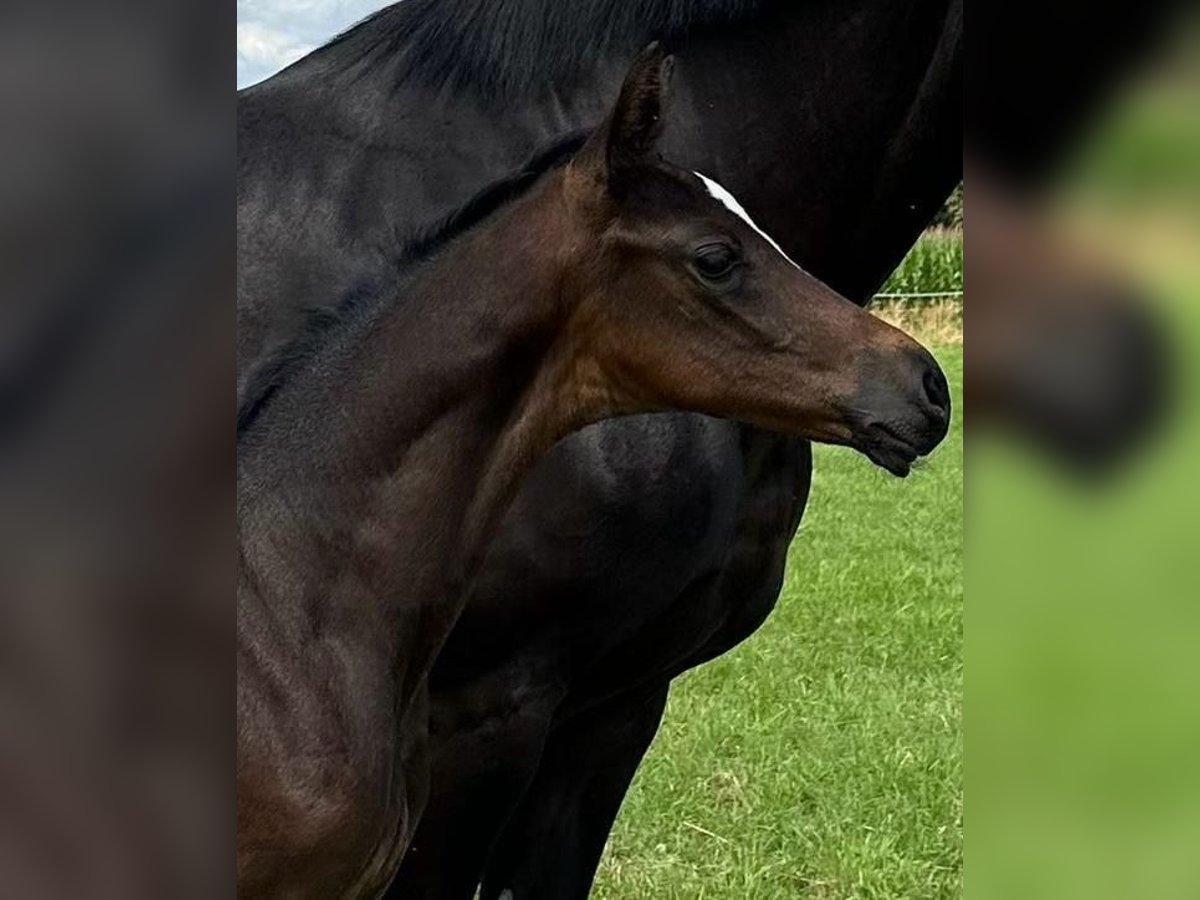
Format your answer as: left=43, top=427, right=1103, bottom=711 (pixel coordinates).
left=923, top=365, right=950, bottom=413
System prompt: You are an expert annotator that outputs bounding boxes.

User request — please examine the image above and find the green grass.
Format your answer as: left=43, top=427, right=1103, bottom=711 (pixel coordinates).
left=593, top=347, right=963, bottom=899
left=879, top=230, right=963, bottom=299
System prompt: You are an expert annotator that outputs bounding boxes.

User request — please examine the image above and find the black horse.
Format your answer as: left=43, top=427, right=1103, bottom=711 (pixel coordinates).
left=237, top=48, right=949, bottom=897
left=238, top=1, right=961, bottom=896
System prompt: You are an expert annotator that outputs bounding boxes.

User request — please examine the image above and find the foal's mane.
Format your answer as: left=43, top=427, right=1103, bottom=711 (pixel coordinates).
left=403, top=130, right=588, bottom=261
left=315, top=0, right=765, bottom=97
left=237, top=131, right=587, bottom=438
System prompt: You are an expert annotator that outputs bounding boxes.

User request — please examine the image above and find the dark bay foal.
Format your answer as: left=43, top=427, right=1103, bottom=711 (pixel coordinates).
left=236, top=47, right=948, bottom=899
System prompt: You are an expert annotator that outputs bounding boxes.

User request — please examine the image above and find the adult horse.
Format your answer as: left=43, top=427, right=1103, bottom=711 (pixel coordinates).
left=238, top=0, right=961, bottom=896
left=237, top=47, right=949, bottom=898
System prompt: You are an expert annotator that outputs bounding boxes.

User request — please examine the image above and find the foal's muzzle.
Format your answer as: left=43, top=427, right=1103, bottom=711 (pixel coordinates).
left=850, top=347, right=951, bottom=476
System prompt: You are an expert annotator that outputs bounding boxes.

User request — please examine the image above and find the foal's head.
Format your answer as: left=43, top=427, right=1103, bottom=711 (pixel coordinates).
left=548, top=45, right=951, bottom=475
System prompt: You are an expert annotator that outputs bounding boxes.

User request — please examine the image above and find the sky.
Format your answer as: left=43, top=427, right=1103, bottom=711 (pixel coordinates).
left=237, top=0, right=390, bottom=89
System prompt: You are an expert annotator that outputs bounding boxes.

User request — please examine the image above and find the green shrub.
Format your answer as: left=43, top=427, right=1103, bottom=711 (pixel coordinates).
left=880, top=227, right=963, bottom=299
left=932, top=182, right=964, bottom=228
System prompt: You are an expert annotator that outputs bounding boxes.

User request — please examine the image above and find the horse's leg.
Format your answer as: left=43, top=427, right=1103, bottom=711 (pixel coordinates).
left=478, top=681, right=670, bottom=900
left=388, top=670, right=561, bottom=900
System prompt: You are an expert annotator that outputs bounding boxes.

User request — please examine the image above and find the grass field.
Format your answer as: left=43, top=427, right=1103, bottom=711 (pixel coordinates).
left=874, top=228, right=964, bottom=345
left=593, top=347, right=963, bottom=899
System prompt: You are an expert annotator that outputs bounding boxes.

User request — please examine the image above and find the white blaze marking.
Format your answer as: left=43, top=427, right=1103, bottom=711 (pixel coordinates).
left=694, top=172, right=801, bottom=271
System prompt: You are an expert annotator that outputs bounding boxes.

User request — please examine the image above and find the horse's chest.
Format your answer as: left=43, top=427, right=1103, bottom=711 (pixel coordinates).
left=673, top=436, right=812, bottom=662
left=731, top=434, right=813, bottom=571
left=566, top=433, right=812, bottom=694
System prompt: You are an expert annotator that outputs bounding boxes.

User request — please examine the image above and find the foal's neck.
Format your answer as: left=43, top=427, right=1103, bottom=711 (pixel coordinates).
left=238, top=175, right=590, bottom=658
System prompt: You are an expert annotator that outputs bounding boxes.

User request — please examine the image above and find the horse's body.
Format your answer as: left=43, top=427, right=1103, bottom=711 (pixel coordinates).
left=238, top=2, right=961, bottom=896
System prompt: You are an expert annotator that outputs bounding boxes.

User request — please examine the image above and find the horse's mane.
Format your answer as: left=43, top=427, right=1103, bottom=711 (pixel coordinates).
left=237, top=131, right=588, bottom=438
left=315, top=0, right=765, bottom=97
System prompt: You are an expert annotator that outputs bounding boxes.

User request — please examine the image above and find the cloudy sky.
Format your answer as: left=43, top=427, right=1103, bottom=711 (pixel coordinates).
left=237, top=0, right=390, bottom=88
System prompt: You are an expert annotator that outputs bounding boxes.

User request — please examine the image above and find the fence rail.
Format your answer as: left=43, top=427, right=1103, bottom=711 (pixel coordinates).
left=873, top=290, right=964, bottom=300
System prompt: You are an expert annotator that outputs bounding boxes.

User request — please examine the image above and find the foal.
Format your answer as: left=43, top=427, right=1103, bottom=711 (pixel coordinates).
left=237, top=46, right=948, bottom=899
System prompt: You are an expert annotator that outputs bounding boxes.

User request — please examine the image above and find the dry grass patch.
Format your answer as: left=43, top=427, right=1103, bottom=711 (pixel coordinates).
left=872, top=298, right=962, bottom=346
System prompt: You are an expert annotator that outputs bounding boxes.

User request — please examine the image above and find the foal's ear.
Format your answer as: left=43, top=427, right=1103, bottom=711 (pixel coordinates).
left=575, top=42, right=674, bottom=193
left=607, top=42, right=674, bottom=172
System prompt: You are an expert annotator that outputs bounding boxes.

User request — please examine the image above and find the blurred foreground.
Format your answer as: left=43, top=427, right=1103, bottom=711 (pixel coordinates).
left=0, top=3, right=227, bottom=897
left=970, top=11, right=1200, bottom=899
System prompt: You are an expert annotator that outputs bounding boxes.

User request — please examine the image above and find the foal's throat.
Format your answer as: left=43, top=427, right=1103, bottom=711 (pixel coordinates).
left=455, top=329, right=601, bottom=579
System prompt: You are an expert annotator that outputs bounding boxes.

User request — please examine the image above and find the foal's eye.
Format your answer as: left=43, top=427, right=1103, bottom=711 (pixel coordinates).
left=692, top=243, right=738, bottom=283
